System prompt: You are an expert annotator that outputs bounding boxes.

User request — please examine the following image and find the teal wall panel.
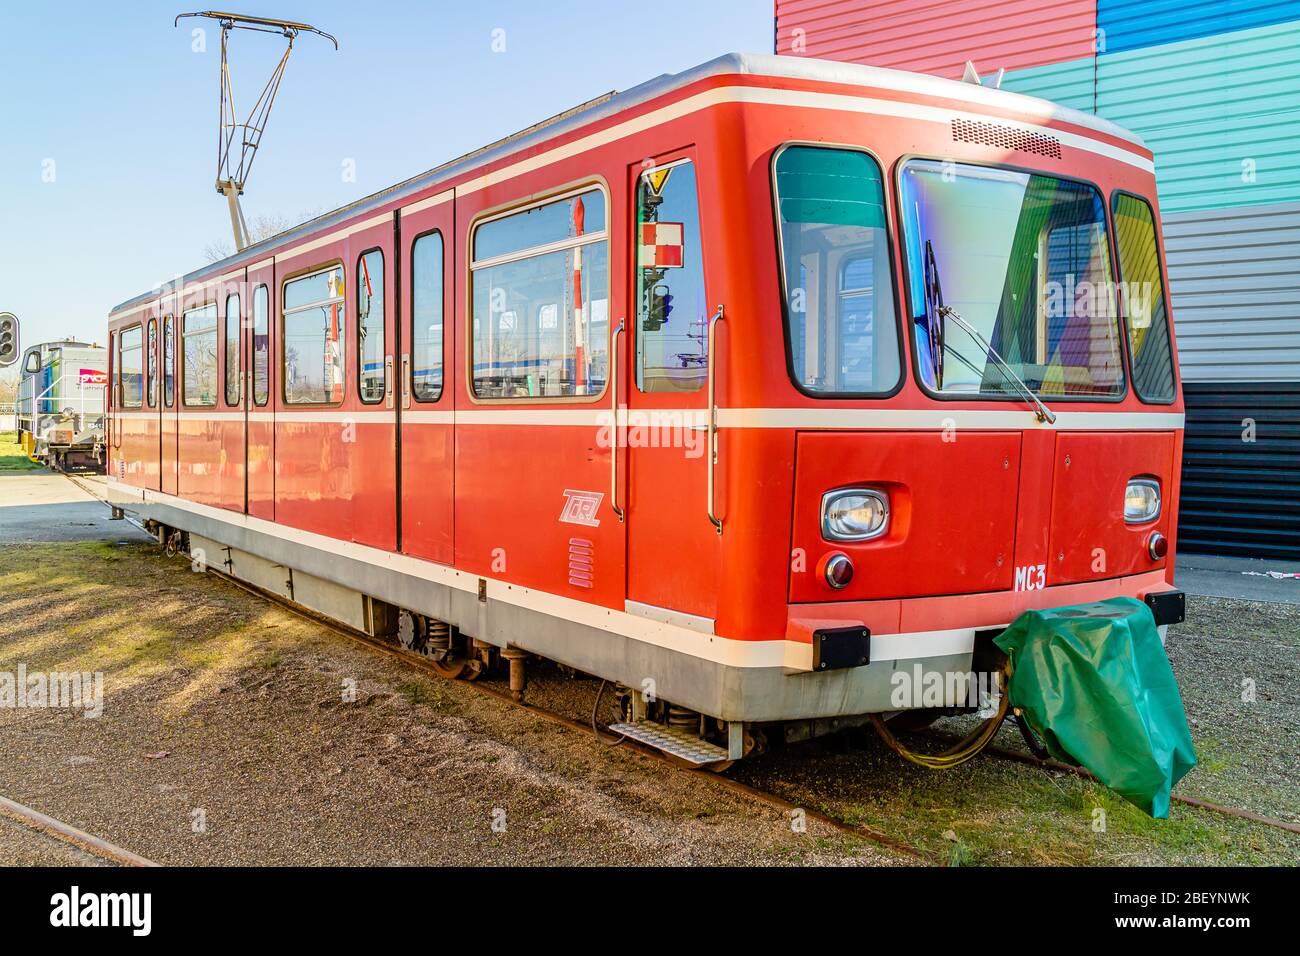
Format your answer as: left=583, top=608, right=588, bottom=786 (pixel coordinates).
left=999, top=56, right=1096, bottom=114
left=1096, top=20, right=1300, bottom=212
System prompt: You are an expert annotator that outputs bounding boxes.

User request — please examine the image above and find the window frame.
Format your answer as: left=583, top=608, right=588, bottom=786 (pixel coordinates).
left=118, top=323, right=144, bottom=409
left=409, top=228, right=445, bottom=404
left=181, top=302, right=219, bottom=408
left=224, top=292, right=241, bottom=408
left=356, top=247, right=386, bottom=405
left=770, top=141, right=906, bottom=400
left=146, top=317, right=158, bottom=409
left=163, top=315, right=175, bottom=408
left=466, top=178, right=612, bottom=404
left=1110, top=189, right=1178, bottom=406
left=633, top=154, right=712, bottom=395
left=893, top=153, right=1129, bottom=405
left=251, top=285, right=269, bottom=407
left=280, top=260, right=346, bottom=407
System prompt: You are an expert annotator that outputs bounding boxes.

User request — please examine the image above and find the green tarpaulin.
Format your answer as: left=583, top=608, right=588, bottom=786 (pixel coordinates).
left=994, top=597, right=1197, bottom=818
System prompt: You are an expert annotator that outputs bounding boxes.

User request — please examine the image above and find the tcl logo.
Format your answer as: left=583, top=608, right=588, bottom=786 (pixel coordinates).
left=1014, top=564, right=1046, bottom=591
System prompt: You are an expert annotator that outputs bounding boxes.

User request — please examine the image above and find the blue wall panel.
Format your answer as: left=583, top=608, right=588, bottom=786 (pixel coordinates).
left=1098, top=0, right=1300, bottom=53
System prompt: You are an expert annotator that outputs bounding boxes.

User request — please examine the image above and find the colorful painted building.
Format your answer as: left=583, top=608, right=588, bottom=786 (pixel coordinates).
left=774, top=0, right=1300, bottom=559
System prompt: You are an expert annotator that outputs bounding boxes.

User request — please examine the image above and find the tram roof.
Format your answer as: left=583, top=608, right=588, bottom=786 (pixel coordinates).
left=111, top=52, right=1144, bottom=317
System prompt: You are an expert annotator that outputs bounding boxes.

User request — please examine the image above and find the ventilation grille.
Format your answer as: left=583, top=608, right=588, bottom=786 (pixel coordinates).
left=952, top=118, right=1062, bottom=159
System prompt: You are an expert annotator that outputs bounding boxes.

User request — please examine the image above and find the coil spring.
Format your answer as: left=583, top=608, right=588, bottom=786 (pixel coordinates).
left=426, top=620, right=451, bottom=653
left=665, top=703, right=698, bottom=732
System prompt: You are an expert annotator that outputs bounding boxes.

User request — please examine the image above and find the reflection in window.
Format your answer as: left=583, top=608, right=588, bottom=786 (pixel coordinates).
left=899, top=160, right=1123, bottom=397
left=1113, top=194, right=1176, bottom=403
left=283, top=265, right=345, bottom=405
left=120, top=325, right=143, bottom=408
left=411, top=232, right=443, bottom=402
left=146, top=319, right=158, bottom=408
left=225, top=294, right=241, bottom=406
left=163, top=316, right=175, bottom=407
left=357, top=250, right=385, bottom=403
left=636, top=160, right=708, bottom=392
left=252, top=286, right=269, bottom=406
left=471, top=191, right=608, bottom=399
left=182, top=305, right=218, bottom=407
left=774, top=146, right=900, bottom=395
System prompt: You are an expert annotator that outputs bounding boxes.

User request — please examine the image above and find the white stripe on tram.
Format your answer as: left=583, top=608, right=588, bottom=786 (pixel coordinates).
left=114, top=408, right=1184, bottom=430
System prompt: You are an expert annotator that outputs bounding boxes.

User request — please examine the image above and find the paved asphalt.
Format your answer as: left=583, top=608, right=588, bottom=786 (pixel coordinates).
left=0, top=471, right=151, bottom=544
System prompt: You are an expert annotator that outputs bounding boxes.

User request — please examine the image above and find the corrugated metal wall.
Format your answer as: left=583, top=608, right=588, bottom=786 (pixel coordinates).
left=774, top=0, right=1097, bottom=79
left=774, top=0, right=1300, bottom=559
left=1163, top=203, right=1300, bottom=383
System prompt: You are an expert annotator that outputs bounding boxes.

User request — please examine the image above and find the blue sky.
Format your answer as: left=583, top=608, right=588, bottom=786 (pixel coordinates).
left=0, top=0, right=771, bottom=350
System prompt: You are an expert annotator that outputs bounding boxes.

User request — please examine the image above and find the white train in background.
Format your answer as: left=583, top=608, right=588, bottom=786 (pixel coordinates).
left=16, top=339, right=107, bottom=472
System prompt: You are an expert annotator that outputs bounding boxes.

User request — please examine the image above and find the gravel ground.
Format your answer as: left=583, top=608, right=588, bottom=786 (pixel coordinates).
left=0, top=541, right=900, bottom=867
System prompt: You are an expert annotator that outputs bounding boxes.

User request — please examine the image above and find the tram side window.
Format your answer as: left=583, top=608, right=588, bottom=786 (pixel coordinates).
left=119, top=325, right=143, bottom=408
left=225, top=294, right=241, bottom=407
left=357, top=249, right=385, bottom=403
left=163, top=316, right=175, bottom=408
left=636, top=160, right=708, bottom=392
left=471, top=188, right=609, bottom=399
left=252, top=285, right=269, bottom=406
left=283, top=265, right=345, bottom=405
left=411, top=231, right=444, bottom=402
left=1113, top=193, right=1176, bottom=404
left=773, top=145, right=900, bottom=395
left=182, top=304, right=218, bottom=407
left=146, top=318, right=158, bottom=408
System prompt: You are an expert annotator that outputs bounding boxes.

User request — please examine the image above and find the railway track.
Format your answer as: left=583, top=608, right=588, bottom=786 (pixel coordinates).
left=0, top=794, right=159, bottom=867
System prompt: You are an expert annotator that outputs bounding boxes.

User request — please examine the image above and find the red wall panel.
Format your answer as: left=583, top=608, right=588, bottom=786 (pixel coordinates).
left=775, top=0, right=1097, bottom=79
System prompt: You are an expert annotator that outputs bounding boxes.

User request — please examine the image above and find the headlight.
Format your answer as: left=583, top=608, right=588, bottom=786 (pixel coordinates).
left=1124, top=478, right=1160, bottom=523
left=821, top=488, right=889, bottom=541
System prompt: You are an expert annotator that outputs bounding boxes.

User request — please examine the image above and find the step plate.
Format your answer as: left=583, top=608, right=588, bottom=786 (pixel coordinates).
left=608, top=722, right=730, bottom=766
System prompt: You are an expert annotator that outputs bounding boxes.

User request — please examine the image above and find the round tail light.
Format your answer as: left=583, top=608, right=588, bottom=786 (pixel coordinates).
left=1148, top=532, right=1168, bottom=561
left=824, top=553, right=855, bottom=590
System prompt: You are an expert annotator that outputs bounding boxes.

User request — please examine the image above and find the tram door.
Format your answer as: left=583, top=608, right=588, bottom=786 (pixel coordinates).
left=623, top=152, right=722, bottom=622
left=245, top=260, right=275, bottom=518
left=160, top=291, right=180, bottom=496
left=397, top=192, right=456, bottom=564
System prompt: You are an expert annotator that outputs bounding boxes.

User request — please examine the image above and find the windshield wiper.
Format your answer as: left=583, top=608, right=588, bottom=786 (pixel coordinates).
left=940, top=305, right=1057, bottom=424
left=922, top=239, right=1056, bottom=424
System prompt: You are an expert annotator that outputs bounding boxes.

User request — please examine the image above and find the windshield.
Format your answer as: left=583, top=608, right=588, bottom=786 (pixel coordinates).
left=900, top=160, right=1124, bottom=398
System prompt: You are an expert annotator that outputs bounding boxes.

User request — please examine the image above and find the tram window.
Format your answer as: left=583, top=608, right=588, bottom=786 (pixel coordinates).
left=774, top=145, right=900, bottom=396
left=146, top=318, right=158, bottom=408
left=163, top=316, right=175, bottom=408
left=411, top=231, right=444, bottom=402
left=283, top=265, right=346, bottom=405
left=182, top=304, right=218, bottom=407
left=224, top=294, right=241, bottom=407
left=357, top=249, right=385, bottom=404
left=471, top=188, right=609, bottom=399
left=1113, top=193, right=1176, bottom=404
left=119, top=325, right=143, bottom=409
left=252, top=285, right=269, bottom=406
left=636, top=160, right=708, bottom=392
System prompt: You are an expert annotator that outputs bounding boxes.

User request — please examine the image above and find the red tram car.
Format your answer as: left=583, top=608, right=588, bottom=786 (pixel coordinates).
left=107, top=54, right=1185, bottom=765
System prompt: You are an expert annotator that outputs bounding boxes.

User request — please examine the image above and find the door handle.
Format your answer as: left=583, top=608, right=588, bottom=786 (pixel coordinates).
left=385, top=355, right=394, bottom=410
left=610, top=319, right=624, bottom=522
left=706, top=304, right=724, bottom=535
left=400, top=354, right=411, bottom=409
